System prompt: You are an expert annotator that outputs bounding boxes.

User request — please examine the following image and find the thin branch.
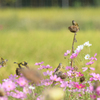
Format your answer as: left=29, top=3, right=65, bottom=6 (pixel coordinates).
left=71, top=33, right=76, bottom=67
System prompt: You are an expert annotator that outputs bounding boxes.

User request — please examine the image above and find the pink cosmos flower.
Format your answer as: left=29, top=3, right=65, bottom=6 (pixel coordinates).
left=90, top=73, right=100, bottom=81
left=64, top=50, right=71, bottom=56
left=67, top=70, right=73, bottom=77
left=45, top=65, right=52, bottom=69
left=74, top=84, right=85, bottom=89
left=89, top=77, right=94, bottom=81
left=0, top=65, right=2, bottom=68
left=82, top=67, right=95, bottom=72
left=50, top=75, right=61, bottom=81
left=2, top=80, right=16, bottom=91
left=76, top=72, right=83, bottom=77
left=35, top=61, right=44, bottom=66
left=37, top=97, right=40, bottom=100
left=23, top=86, right=32, bottom=94
left=86, top=61, right=94, bottom=65
left=38, top=65, right=52, bottom=70
left=90, top=95, right=96, bottom=99
left=10, top=90, right=27, bottom=99
left=96, top=86, right=100, bottom=96
left=9, top=74, right=18, bottom=82
left=70, top=53, right=78, bottom=59
left=43, top=70, right=53, bottom=76
left=17, top=77, right=28, bottom=87
left=44, top=82, right=52, bottom=86
left=65, top=66, right=74, bottom=70
left=0, top=97, right=8, bottom=100
left=90, top=53, right=97, bottom=61
left=60, top=81, right=69, bottom=88
left=89, top=85, right=93, bottom=91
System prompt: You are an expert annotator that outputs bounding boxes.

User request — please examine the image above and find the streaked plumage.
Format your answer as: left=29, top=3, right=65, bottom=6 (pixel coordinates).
left=72, top=20, right=79, bottom=27
left=56, top=71, right=67, bottom=79
left=68, top=20, right=79, bottom=33
left=0, top=57, right=8, bottom=67
left=14, top=61, right=29, bottom=76
left=21, top=61, right=29, bottom=69
left=68, top=25, right=79, bottom=33
left=54, top=63, right=62, bottom=75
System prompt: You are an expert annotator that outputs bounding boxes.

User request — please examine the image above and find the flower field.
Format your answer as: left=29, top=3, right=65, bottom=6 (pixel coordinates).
left=0, top=8, right=100, bottom=100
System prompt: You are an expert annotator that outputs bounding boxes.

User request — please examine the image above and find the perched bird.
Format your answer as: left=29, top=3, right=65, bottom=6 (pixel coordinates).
left=16, top=68, right=22, bottom=76
left=56, top=71, right=67, bottom=79
left=21, top=61, right=29, bottom=69
left=72, top=20, right=79, bottom=27
left=14, top=61, right=29, bottom=76
left=0, top=57, right=8, bottom=67
left=68, top=20, right=79, bottom=33
left=54, top=63, right=62, bottom=75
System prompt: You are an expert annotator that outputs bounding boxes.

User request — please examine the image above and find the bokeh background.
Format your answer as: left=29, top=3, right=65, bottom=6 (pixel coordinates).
left=0, top=0, right=100, bottom=81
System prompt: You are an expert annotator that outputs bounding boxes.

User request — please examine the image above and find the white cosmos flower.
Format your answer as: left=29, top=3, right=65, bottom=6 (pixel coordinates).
left=76, top=45, right=84, bottom=52
left=84, top=41, right=92, bottom=47
left=84, top=54, right=90, bottom=60
left=29, top=85, right=35, bottom=90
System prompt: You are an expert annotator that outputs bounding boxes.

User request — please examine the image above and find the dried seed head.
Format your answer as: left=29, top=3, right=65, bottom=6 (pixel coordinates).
left=80, top=76, right=85, bottom=83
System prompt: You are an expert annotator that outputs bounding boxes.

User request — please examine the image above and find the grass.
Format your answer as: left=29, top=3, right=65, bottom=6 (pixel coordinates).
left=0, top=7, right=100, bottom=82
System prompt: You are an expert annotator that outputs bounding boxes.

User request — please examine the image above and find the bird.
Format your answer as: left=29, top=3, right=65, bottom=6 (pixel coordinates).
left=56, top=71, right=67, bottom=79
left=14, top=61, right=29, bottom=68
left=68, top=20, right=79, bottom=33
left=14, top=62, right=23, bottom=68
left=14, top=61, right=29, bottom=76
left=21, top=61, right=29, bottom=69
left=0, top=57, right=8, bottom=67
left=72, top=20, right=79, bottom=27
left=53, top=63, right=62, bottom=75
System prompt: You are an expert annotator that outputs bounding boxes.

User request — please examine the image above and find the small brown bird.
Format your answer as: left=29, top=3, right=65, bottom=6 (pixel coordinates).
left=56, top=71, right=67, bottom=79
left=68, top=20, right=79, bottom=33
left=54, top=63, right=62, bottom=75
left=0, top=57, right=8, bottom=67
left=72, top=20, right=79, bottom=26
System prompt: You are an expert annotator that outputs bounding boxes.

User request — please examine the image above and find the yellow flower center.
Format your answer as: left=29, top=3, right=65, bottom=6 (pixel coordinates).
left=79, top=86, right=82, bottom=88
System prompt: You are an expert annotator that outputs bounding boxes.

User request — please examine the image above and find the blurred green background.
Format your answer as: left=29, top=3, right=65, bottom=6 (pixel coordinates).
left=0, top=0, right=100, bottom=81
